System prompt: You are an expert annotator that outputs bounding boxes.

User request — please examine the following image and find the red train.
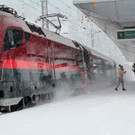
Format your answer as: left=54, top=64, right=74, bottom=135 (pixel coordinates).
left=0, top=5, right=116, bottom=112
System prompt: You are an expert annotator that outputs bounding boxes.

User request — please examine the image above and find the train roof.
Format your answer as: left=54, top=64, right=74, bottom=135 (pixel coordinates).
left=17, top=16, right=78, bottom=50
left=83, top=46, right=115, bottom=64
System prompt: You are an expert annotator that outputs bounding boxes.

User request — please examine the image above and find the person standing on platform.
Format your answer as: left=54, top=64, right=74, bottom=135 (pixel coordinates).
left=132, top=63, right=135, bottom=74
left=115, top=65, right=126, bottom=91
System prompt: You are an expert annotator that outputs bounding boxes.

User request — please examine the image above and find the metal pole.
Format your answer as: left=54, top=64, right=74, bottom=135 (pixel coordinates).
left=45, top=0, right=49, bottom=29
left=91, top=29, right=94, bottom=48
left=22, top=0, right=25, bottom=17
left=41, top=0, right=49, bottom=29
left=91, top=30, right=101, bottom=48
left=41, top=0, right=45, bottom=28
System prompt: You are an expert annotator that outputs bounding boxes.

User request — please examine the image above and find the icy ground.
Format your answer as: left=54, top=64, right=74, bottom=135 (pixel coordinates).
left=0, top=82, right=135, bottom=135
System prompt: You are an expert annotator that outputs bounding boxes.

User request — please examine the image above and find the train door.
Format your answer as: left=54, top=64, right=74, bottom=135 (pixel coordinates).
left=47, top=41, right=56, bottom=87
left=72, top=41, right=86, bottom=72
left=80, top=46, right=91, bottom=79
left=89, top=56, right=93, bottom=73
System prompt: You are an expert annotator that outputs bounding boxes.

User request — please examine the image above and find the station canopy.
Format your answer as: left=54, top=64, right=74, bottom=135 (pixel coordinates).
left=73, top=0, right=135, bottom=62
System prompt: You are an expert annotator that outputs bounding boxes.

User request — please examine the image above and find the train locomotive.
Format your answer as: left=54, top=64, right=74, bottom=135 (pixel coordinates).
left=0, top=5, right=116, bottom=112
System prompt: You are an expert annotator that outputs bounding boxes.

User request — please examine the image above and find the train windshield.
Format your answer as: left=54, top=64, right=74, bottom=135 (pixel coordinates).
left=3, top=28, right=23, bottom=51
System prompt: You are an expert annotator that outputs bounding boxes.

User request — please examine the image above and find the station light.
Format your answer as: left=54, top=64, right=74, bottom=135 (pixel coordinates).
left=92, top=3, right=96, bottom=6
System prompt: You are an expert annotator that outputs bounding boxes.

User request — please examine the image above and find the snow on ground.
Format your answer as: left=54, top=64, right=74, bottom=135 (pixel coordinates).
left=0, top=81, right=135, bottom=135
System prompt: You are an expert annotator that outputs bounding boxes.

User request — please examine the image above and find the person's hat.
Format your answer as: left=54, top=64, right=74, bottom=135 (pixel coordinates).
left=119, top=65, right=123, bottom=68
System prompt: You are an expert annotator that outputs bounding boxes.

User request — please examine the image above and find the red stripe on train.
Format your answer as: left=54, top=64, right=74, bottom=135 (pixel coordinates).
left=2, top=59, right=80, bottom=71
left=1, top=59, right=87, bottom=86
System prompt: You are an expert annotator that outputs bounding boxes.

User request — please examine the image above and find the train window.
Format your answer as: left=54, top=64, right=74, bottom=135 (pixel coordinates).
left=26, top=22, right=45, bottom=36
left=3, top=28, right=23, bottom=51
left=25, top=32, right=30, bottom=43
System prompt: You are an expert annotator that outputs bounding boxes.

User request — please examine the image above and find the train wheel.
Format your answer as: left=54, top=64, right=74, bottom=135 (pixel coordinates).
left=24, top=97, right=32, bottom=107
left=11, top=105, right=18, bottom=112
left=17, top=99, right=24, bottom=110
left=0, top=106, right=9, bottom=113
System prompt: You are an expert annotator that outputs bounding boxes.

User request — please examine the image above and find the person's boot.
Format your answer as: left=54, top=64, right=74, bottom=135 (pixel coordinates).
left=115, top=88, right=118, bottom=91
left=123, top=88, right=126, bottom=91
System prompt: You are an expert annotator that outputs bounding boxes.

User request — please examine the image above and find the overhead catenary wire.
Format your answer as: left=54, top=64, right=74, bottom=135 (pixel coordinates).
left=18, top=0, right=41, bottom=12
left=17, top=0, right=117, bottom=38
left=17, top=0, right=94, bottom=37
left=45, top=1, right=94, bottom=34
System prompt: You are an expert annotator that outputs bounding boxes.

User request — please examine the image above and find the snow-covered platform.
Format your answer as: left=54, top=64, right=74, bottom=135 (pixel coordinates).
left=0, top=81, right=135, bottom=135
